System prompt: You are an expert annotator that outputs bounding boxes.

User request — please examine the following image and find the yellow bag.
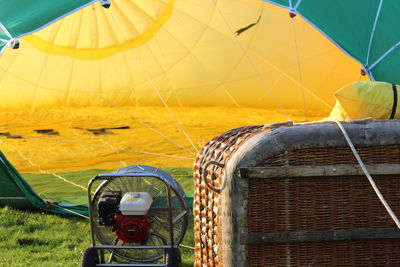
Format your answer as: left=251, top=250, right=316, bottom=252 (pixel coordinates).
left=328, top=81, right=399, bottom=120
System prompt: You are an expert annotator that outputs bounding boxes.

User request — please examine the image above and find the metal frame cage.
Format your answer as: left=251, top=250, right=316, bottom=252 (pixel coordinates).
left=86, top=165, right=189, bottom=266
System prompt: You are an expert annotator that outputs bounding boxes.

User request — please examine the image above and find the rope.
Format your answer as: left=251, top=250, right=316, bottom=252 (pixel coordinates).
left=71, top=127, right=129, bottom=167
left=24, top=49, right=195, bottom=156
left=97, top=138, right=128, bottom=167
left=211, top=0, right=332, bottom=111
left=49, top=202, right=90, bottom=220
left=1, top=133, right=192, bottom=197
left=368, top=40, right=400, bottom=72
left=22, top=134, right=194, bottom=160
left=366, top=0, right=383, bottom=67
left=210, top=0, right=291, bottom=120
left=107, top=9, right=199, bottom=154
left=291, top=19, right=308, bottom=121
left=0, top=21, right=12, bottom=39
left=333, top=120, right=400, bottom=229
left=179, top=244, right=195, bottom=250
left=13, top=147, right=87, bottom=191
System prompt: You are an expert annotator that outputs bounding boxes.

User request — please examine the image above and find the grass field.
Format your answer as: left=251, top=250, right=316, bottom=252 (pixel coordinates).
left=0, top=168, right=195, bottom=266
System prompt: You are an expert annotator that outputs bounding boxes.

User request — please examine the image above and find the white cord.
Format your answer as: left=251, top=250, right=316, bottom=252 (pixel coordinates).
left=291, top=19, right=307, bottom=121
left=210, top=0, right=290, bottom=119
left=106, top=8, right=199, bottom=154
left=0, top=21, right=12, bottom=39
left=23, top=134, right=194, bottom=160
left=24, top=49, right=195, bottom=156
left=179, top=244, right=195, bottom=250
left=334, top=120, right=400, bottom=229
left=50, top=202, right=90, bottom=220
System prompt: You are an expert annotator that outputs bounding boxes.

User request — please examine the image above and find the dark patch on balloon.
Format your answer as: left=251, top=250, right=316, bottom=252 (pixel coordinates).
left=34, top=129, right=59, bottom=136
left=235, top=15, right=261, bottom=36
left=73, top=126, right=130, bottom=135
left=0, top=132, right=23, bottom=139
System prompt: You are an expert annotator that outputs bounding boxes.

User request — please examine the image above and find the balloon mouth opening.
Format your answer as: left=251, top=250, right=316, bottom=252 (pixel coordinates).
left=23, top=0, right=177, bottom=60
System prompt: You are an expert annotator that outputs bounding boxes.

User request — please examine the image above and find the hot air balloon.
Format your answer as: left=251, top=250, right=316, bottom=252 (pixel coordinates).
left=5, top=0, right=400, bottom=266
left=0, top=0, right=369, bottom=213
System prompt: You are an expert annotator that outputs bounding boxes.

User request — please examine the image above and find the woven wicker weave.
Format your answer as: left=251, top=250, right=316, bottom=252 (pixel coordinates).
left=193, top=126, right=263, bottom=266
left=193, top=120, right=400, bottom=267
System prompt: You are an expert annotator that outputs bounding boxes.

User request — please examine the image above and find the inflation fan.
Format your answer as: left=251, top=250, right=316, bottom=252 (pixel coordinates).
left=81, top=165, right=189, bottom=267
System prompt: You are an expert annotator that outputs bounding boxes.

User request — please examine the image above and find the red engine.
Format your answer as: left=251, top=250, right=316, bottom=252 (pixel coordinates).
left=113, top=215, right=150, bottom=243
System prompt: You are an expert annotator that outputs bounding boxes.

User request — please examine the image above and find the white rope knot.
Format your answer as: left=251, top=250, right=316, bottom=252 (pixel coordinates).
left=99, top=0, right=111, bottom=9
left=7, top=38, right=19, bottom=49
left=288, top=0, right=302, bottom=18
left=361, top=65, right=368, bottom=76
left=361, top=65, right=373, bottom=77
left=288, top=8, right=297, bottom=18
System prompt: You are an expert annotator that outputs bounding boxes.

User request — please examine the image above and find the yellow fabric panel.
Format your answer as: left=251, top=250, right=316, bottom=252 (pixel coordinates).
left=0, top=106, right=326, bottom=173
left=0, top=0, right=367, bottom=112
left=328, top=81, right=398, bottom=120
left=327, top=100, right=348, bottom=121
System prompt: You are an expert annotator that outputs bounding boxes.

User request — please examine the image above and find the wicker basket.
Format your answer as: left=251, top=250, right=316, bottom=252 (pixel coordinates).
left=193, top=120, right=400, bottom=267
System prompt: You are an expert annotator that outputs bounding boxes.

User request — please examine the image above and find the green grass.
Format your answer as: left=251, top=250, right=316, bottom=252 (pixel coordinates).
left=0, top=168, right=195, bottom=266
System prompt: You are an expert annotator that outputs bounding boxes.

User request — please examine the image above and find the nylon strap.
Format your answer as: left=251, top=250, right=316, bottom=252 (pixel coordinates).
left=390, top=84, right=398, bottom=119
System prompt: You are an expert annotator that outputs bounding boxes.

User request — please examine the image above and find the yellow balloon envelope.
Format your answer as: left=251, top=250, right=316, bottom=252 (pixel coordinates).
left=0, top=0, right=367, bottom=176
